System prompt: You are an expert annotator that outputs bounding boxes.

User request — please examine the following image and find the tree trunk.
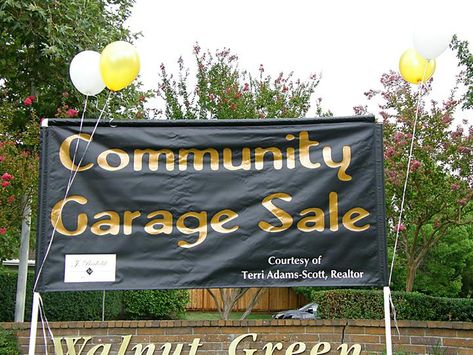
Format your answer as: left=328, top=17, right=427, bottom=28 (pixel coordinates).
left=206, top=288, right=263, bottom=320
left=405, top=263, right=417, bottom=292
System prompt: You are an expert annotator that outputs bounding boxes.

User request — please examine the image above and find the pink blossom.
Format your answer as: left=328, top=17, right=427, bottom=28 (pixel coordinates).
left=394, top=223, right=406, bottom=232
left=441, top=114, right=452, bottom=125
left=0, top=155, right=4, bottom=162
left=458, top=198, right=467, bottom=206
left=385, top=147, right=395, bottom=158
left=353, top=105, right=367, bottom=115
left=393, top=132, right=404, bottom=143
left=458, top=146, right=471, bottom=154
left=243, top=83, right=249, bottom=92
left=410, top=160, right=421, bottom=172
left=1, top=181, right=10, bottom=188
left=451, top=183, right=460, bottom=191
left=451, top=127, right=464, bottom=139
left=1, top=172, right=13, bottom=181
left=65, top=109, right=79, bottom=118
left=386, top=170, right=400, bottom=186
left=23, top=95, right=36, bottom=106
left=7, top=195, right=15, bottom=203
left=0, top=227, right=6, bottom=235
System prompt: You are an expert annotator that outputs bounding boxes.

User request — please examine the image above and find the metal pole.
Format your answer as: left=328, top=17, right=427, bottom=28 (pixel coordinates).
left=102, top=290, right=106, bottom=321
left=28, top=292, right=40, bottom=355
left=14, top=197, right=31, bottom=322
left=384, top=286, right=393, bottom=355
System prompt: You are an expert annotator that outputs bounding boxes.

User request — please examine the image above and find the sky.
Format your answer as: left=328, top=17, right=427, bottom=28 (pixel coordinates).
left=127, top=0, right=473, bottom=119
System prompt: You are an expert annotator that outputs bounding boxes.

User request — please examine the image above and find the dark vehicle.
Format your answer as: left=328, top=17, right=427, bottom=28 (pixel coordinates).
left=272, top=302, right=318, bottom=319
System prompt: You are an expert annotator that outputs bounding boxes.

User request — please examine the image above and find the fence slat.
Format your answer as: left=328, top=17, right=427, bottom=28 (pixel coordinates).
left=187, top=288, right=307, bottom=312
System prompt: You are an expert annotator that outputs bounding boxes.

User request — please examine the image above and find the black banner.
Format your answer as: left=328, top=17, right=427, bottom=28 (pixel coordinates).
left=35, top=117, right=387, bottom=292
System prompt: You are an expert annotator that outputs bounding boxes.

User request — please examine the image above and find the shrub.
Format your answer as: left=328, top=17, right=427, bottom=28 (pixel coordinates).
left=41, top=291, right=123, bottom=321
left=0, top=269, right=188, bottom=321
left=0, top=327, right=20, bottom=355
left=295, top=288, right=473, bottom=321
left=122, top=289, right=189, bottom=320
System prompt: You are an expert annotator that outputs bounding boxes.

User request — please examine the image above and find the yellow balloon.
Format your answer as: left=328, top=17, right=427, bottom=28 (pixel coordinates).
left=100, top=41, right=140, bottom=91
left=399, top=48, right=435, bottom=84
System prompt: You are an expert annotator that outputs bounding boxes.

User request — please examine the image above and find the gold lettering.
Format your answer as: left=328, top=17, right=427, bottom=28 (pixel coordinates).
left=299, top=131, right=321, bottom=169
left=286, top=342, right=306, bottom=355
left=210, top=209, right=239, bottom=233
left=176, top=212, right=208, bottom=248
left=59, top=134, right=93, bottom=172
left=97, top=149, right=129, bottom=171
left=86, top=344, right=111, bottom=355
left=262, top=342, right=283, bottom=354
left=53, top=336, right=92, bottom=355
left=132, top=343, right=156, bottom=355
left=286, top=147, right=296, bottom=169
left=310, top=342, right=331, bottom=355
left=91, top=211, right=120, bottom=235
left=255, top=147, right=283, bottom=170
left=329, top=192, right=339, bottom=232
left=50, top=196, right=88, bottom=236
left=134, top=148, right=174, bottom=171
left=145, top=210, right=173, bottom=235
left=179, top=148, right=219, bottom=171
left=117, top=335, right=132, bottom=355
left=188, top=338, right=203, bottom=355
left=337, top=343, right=362, bottom=355
left=52, top=337, right=64, bottom=355
left=286, top=134, right=296, bottom=169
left=123, top=211, right=141, bottom=235
left=342, top=208, right=370, bottom=232
left=323, top=146, right=352, bottom=181
left=161, top=343, right=183, bottom=355
left=223, top=148, right=251, bottom=170
left=259, top=193, right=293, bottom=232
left=297, top=208, right=325, bottom=232
left=228, top=333, right=258, bottom=355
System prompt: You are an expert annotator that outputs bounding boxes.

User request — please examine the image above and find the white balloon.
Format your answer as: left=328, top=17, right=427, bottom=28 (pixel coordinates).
left=413, top=23, right=452, bottom=60
left=69, top=51, right=106, bottom=96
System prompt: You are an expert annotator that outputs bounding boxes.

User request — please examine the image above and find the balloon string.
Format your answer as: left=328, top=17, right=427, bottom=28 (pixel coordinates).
left=388, top=64, right=429, bottom=285
left=33, top=91, right=112, bottom=291
left=70, top=91, right=111, bottom=183
left=38, top=294, right=54, bottom=354
left=66, top=95, right=88, bottom=188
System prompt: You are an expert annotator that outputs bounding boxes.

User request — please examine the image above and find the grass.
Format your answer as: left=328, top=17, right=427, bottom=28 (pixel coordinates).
left=184, top=312, right=273, bottom=320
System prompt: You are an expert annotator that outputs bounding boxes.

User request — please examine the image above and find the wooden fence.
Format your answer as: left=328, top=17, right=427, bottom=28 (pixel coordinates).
left=187, top=287, right=308, bottom=312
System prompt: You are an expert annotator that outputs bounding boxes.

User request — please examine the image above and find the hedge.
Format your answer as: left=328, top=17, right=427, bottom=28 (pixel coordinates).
left=0, top=327, right=20, bottom=355
left=295, top=288, right=473, bottom=321
left=0, top=269, right=188, bottom=322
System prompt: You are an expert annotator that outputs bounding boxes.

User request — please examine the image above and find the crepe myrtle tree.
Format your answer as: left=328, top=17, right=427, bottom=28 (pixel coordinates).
left=0, top=136, right=38, bottom=260
left=157, top=45, right=325, bottom=319
left=354, top=71, right=473, bottom=292
left=0, top=0, right=152, bottom=261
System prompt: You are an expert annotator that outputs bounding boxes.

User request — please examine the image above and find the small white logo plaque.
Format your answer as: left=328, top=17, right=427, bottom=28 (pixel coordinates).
left=64, top=254, right=116, bottom=283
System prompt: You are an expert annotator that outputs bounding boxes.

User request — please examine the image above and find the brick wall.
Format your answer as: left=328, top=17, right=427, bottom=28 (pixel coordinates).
left=2, top=319, right=473, bottom=355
